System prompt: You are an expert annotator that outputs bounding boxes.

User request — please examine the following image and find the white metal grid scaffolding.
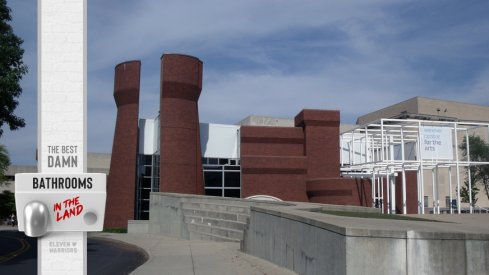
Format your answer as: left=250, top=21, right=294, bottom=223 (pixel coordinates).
left=340, top=118, right=489, bottom=215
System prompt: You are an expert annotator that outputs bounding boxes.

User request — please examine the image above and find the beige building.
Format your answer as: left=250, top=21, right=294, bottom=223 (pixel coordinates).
left=357, top=96, right=489, bottom=125
left=355, top=97, right=489, bottom=212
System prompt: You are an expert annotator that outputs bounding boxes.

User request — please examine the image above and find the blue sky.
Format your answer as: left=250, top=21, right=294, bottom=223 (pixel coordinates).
left=2, top=0, right=489, bottom=165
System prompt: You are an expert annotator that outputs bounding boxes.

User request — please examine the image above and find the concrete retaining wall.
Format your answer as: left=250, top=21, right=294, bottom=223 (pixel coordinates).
left=148, top=193, right=189, bottom=238
left=242, top=206, right=489, bottom=275
left=127, top=220, right=149, bottom=234
left=147, top=192, right=291, bottom=239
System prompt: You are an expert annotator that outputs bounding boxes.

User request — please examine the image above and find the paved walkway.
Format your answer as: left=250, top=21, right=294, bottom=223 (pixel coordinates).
left=91, top=232, right=297, bottom=275
left=1, top=225, right=295, bottom=274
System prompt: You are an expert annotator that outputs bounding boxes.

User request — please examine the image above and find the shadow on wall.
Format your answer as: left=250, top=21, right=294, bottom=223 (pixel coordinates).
left=199, top=123, right=210, bottom=157
left=355, top=178, right=369, bottom=206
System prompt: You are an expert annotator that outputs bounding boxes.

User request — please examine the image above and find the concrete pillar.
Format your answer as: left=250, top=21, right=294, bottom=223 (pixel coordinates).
left=160, top=54, right=204, bottom=194
left=105, top=61, right=141, bottom=228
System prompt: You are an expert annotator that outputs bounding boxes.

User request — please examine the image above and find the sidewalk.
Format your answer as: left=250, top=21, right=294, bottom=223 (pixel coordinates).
left=1, top=226, right=296, bottom=274
left=91, top=232, right=297, bottom=275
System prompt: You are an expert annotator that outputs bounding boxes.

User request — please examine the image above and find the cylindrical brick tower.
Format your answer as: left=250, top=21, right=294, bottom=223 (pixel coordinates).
left=105, top=60, right=141, bottom=228
left=160, top=54, right=204, bottom=194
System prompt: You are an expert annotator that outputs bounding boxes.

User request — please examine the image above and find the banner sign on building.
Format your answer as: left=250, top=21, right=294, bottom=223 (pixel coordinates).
left=420, top=126, right=454, bottom=160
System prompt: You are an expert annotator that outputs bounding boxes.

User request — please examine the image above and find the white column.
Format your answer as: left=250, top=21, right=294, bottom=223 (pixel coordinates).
left=380, top=172, right=384, bottom=214
left=466, top=131, right=473, bottom=214
left=371, top=169, right=376, bottom=208
left=402, top=166, right=407, bottom=214
left=432, top=168, right=436, bottom=214
left=417, top=121, right=425, bottom=214
left=454, top=125, right=461, bottom=214
left=388, top=135, right=396, bottom=214
left=448, top=166, right=453, bottom=214
left=38, top=0, right=87, bottom=274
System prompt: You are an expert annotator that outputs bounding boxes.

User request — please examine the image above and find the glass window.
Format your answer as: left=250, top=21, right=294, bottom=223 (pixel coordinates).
left=142, top=188, right=151, bottom=199
left=144, top=166, right=152, bottom=175
left=203, top=166, right=222, bottom=170
left=224, top=172, right=240, bottom=187
left=204, top=171, right=222, bottom=187
left=142, top=155, right=152, bottom=165
left=141, top=212, right=149, bottom=220
left=141, top=177, right=151, bottom=188
left=224, top=189, right=240, bottom=198
left=142, top=200, right=149, bottom=210
left=219, top=158, right=229, bottom=165
left=424, top=196, right=429, bottom=208
left=205, top=189, right=222, bottom=197
left=201, top=158, right=241, bottom=198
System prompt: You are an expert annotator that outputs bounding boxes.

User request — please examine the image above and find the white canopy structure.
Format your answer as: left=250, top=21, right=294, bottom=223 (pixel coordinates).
left=340, top=118, right=489, bottom=215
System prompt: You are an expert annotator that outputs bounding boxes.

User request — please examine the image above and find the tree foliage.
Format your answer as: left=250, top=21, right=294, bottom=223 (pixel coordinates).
left=0, top=144, right=9, bottom=185
left=0, top=0, right=27, bottom=137
left=460, top=177, right=479, bottom=205
left=459, top=135, right=489, bottom=203
left=0, top=190, right=15, bottom=218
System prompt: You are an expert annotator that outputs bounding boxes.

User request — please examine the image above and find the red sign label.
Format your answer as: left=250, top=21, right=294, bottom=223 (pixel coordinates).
left=53, top=196, right=84, bottom=222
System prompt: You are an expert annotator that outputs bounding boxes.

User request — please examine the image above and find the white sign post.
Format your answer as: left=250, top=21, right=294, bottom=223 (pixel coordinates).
left=13, top=1, right=105, bottom=274
left=37, top=0, right=88, bottom=272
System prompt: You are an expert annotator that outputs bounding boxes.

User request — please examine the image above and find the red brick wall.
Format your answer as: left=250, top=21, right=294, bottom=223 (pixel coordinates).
left=307, top=178, right=372, bottom=206
left=240, top=110, right=372, bottom=206
left=240, top=127, right=304, bottom=156
left=160, top=54, right=204, bottom=194
left=295, top=110, right=341, bottom=179
left=294, top=110, right=371, bottom=206
left=240, top=126, right=308, bottom=201
left=395, top=171, right=418, bottom=214
left=105, top=61, right=141, bottom=229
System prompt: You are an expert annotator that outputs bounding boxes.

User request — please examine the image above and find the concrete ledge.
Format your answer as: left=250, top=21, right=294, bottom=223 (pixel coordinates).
left=128, top=220, right=149, bottom=234
left=148, top=192, right=489, bottom=274
left=242, top=203, right=489, bottom=274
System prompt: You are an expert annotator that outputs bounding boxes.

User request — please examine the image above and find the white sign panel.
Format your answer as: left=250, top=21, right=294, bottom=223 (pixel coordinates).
left=39, top=0, right=86, bottom=174
left=33, top=0, right=88, bottom=273
left=420, top=126, right=453, bottom=160
left=15, top=173, right=106, bottom=232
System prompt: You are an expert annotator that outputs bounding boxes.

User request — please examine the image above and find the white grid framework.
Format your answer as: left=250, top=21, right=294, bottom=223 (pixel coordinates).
left=340, top=118, right=489, bottom=215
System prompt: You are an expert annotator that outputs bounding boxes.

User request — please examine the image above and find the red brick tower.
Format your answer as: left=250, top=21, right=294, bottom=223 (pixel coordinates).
left=159, top=54, right=204, bottom=194
left=105, top=61, right=141, bottom=228
left=297, top=110, right=371, bottom=206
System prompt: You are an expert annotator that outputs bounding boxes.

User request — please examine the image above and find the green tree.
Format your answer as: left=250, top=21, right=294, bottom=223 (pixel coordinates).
left=0, top=0, right=28, bottom=137
left=460, top=135, right=489, bottom=202
left=0, top=144, right=9, bottom=185
left=0, top=190, right=15, bottom=219
left=460, top=178, right=479, bottom=205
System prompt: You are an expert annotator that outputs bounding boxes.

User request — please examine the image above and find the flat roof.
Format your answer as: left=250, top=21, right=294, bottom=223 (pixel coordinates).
left=357, top=96, right=489, bottom=125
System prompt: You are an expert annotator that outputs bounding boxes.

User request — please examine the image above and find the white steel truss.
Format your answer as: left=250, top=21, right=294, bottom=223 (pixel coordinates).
left=340, top=118, right=489, bottom=215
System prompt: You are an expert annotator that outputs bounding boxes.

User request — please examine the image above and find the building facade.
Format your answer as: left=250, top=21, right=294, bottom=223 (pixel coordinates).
left=104, top=54, right=370, bottom=228
left=103, top=53, right=489, bottom=229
